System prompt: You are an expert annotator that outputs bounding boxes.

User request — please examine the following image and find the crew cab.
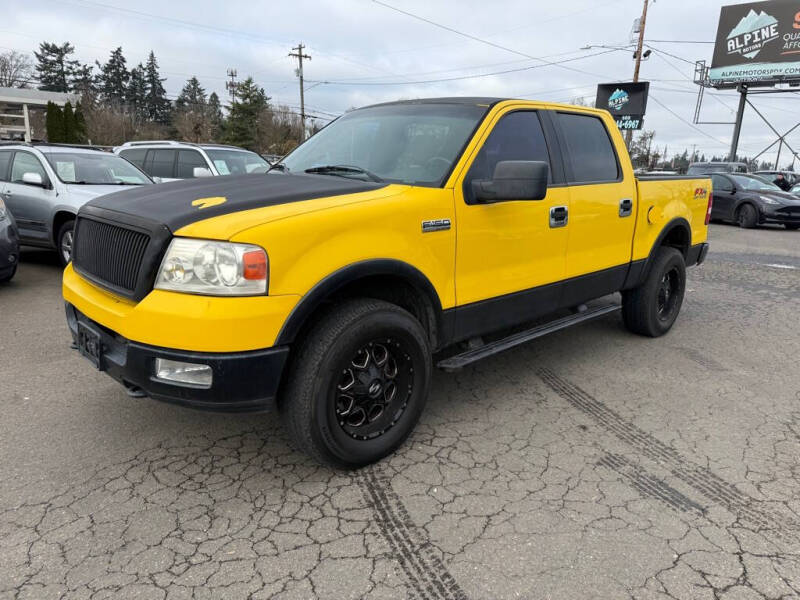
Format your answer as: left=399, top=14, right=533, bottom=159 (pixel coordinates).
left=63, top=98, right=711, bottom=467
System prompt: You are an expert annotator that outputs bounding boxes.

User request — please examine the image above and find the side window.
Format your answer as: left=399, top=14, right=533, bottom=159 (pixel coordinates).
left=0, top=151, right=11, bottom=181
left=711, top=174, right=732, bottom=192
left=148, top=149, right=176, bottom=178
left=465, top=111, right=552, bottom=203
left=556, top=113, right=620, bottom=184
left=119, top=148, right=147, bottom=169
left=10, top=152, right=48, bottom=183
left=176, top=150, right=208, bottom=178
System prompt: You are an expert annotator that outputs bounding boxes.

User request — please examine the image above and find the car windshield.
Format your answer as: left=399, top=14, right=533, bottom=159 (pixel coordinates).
left=731, top=174, right=781, bottom=191
left=205, top=149, right=269, bottom=175
left=280, top=103, right=489, bottom=186
left=44, top=152, right=151, bottom=185
left=791, top=184, right=800, bottom=196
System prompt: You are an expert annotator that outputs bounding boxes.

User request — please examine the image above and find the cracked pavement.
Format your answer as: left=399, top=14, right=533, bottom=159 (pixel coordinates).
left=1, top=223, right=798, bottom=599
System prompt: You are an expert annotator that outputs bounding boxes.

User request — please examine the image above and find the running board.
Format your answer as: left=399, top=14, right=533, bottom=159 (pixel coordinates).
left=437, top=304, right=620, bottom=372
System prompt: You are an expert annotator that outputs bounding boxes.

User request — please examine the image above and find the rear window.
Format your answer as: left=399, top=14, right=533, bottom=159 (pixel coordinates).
left=148, top=149, right=176, bottom=178
left=556, top=113, right=619, bottom=183
left=119, top=148, right=147, bottom=169
left=0, top=151, right=11, bottom=181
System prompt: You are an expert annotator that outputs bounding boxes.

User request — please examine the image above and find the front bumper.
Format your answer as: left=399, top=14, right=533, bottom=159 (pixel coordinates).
left=66, top=303, right=290, bottom=412
left=761, top=205, right=800, bottom=225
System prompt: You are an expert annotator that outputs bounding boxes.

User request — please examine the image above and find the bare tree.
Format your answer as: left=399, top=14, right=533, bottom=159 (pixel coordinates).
left=0, top=50, right=34, bottom=88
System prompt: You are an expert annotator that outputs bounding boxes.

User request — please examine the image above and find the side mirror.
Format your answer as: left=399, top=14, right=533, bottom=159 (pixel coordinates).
left=22, top=172, right=45, bottom=187
left=472, top=161, right=549, bottom=204
left=193, top=167, right=213, bottom=178
left=152, top=176, right=163, bottom=184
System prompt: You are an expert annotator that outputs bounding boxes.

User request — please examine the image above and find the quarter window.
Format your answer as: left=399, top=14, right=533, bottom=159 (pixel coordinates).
left=176, top=150, right=208, bottom=178
left=148, top=149, right=177, bottom=178
left=11, top=152, right=47, bottom=183
left=557, top=113, right=620, bottom=184
left=465, top=111, right=552, bottom=203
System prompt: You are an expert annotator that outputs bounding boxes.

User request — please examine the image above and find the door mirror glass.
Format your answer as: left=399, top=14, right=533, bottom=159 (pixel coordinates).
left=22, top=172, right=45, bottom=187
left=472, top=160, right=549, bottom=203
left=193, top=167, right=213, bottom=178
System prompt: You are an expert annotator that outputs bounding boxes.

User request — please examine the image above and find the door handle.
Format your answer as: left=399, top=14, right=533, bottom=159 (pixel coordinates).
left=549, top=205, right=568, bottom=228
left=619, top=198, right=633, bottom=217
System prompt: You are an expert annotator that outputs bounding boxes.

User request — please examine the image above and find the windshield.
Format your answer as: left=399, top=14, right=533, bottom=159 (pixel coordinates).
left=280, top=103, right=489, bottom=186
left=45, top=152, right=152, bottom=185
left=731, top=174, right=782, bottom=192
left=205, top=149, right=269, bottom=175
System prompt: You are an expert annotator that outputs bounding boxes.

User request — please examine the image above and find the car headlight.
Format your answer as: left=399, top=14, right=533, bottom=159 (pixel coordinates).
left=0, top=198, right=6, bottom=220
left=155, top=238, right=268, bottom=296
left=760, top=195, right=781, bottom=205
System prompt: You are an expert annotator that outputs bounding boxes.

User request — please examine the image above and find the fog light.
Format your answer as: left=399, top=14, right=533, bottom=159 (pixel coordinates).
left=154, top=359, right=213, bottom=388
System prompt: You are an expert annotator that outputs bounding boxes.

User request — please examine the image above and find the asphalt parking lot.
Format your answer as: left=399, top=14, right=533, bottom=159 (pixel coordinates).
left=1, top=224, right=799, bottom=600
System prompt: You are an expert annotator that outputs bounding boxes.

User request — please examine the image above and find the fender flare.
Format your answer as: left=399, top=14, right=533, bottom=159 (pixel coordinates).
left=624, top=217, right=691, bottom=289
left=275, top=259, right=446, bottom=346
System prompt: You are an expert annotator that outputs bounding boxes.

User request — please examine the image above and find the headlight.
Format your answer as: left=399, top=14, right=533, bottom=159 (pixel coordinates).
left=0, top=198, right=6, bottom=220
left=155, top=238, right=268, bottom=296
left=760, top=195, right=781, bottom=205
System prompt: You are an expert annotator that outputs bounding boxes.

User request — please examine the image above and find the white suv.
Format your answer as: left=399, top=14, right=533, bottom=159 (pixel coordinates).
left=114, top=141, right=270, bottom=182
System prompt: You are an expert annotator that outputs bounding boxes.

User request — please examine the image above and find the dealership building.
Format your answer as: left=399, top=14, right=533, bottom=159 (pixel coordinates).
left=0, top=87, right=79, bottom=142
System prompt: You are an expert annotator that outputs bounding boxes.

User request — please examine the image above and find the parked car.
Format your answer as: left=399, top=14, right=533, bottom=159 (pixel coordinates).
left=753, top=170, right=798, bottom=191
left=261, top=153, right=283, bottom=165
left=791, top=183, right=800, bottom=198
left=0, top=143, right=153, bottom=265
left=0, top=196, right=19, bottom=283
left=65, top=97, right=711, bottom=467
left=710, top=173, right=800, bottom=230
left=687, top=161, right=749, bottom=176
left=115, top=141, right=270, bottom=182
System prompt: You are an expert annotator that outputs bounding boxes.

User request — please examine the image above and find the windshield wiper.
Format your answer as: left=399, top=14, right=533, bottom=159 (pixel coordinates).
left=114, top=182, right=145, bottom=185
left=304, top=165, right=383, bottom=183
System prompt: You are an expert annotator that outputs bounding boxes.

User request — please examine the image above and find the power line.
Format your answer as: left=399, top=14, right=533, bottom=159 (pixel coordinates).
left=649, top=95, right=729, bottom=147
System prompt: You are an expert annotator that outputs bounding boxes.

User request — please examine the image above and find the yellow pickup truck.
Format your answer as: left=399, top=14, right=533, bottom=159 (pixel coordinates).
left=63, top=98, right=711, bottom=467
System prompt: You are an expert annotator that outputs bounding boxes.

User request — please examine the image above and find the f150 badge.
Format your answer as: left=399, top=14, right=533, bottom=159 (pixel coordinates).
left=694, top=188, right=708, bottom=199
left=422, top=219, right=451, bottom=233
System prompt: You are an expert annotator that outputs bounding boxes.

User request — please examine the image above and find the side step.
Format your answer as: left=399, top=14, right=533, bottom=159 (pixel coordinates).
left=436, top=304, right=620, bottom=372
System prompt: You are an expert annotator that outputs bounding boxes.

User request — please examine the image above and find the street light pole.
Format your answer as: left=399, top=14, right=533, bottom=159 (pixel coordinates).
left=626, top=0, right=650, bottom=148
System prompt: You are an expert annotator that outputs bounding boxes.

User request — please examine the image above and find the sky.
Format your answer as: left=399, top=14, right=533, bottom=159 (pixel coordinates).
left=2, top=0, right=800, bottom=165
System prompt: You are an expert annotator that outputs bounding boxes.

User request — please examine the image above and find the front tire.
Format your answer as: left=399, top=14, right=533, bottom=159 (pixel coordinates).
left=280, top=299, right=431, bottom=468
left=622, top=247, right=686, bottom=338
left=0, top=265, right=16, bottom=283
left=57, top=219, right=75, bottom=267
left=737, top=204, right=758, bottom=229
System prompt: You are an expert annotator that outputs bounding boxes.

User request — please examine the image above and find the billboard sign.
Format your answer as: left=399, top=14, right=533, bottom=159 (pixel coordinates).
left=595, top=82, right=649, bottom=131
left=710, top=0, right=800, bottom=86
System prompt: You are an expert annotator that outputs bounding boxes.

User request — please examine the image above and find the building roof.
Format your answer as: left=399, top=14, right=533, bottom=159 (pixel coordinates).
left=0, top=87, right=80, bottom=106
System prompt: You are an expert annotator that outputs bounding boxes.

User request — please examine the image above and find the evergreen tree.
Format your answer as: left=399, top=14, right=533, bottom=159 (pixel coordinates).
left=74, top=102, right=87, bottom=143
left=70, top=63, right=95, bottom=97
left=34, top=42, right=78, bottom=92
left=144, top=51, right=171, bottom=123
left=63, top=101, right=76, bottom=142
left=175, top=76, right=206, bottom=111
left=127, top=63, right=148, bottom=119
left=96, top=47, right=129, bottom=105
left=207, top=92, right=223, bottom=138
left=45, top=102, right=65, bottom=142
left=223, top=77, right=269, bottom=150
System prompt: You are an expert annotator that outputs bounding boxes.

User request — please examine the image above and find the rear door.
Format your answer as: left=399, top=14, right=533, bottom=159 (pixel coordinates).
left=553, top=111, right=637, bottom=301
left=453, top=106, right=571, bottom=339
left=710, top=174, right=735, bottom=220
left=5, top=151, right=56, bottom=244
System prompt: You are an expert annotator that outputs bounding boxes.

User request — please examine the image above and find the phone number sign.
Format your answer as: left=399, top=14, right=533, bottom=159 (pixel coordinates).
left=615, top=115, right=644, bottom=130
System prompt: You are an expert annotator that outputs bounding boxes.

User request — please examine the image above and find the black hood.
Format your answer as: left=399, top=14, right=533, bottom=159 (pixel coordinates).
left=758, top=190, right=800, bottom=204
left=83, top=172, right=387, bottom=232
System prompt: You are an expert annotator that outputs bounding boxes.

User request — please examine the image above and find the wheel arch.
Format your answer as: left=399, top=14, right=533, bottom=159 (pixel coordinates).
left=626, top=217, right=691, bottom=289
left=51, top=210, right=76, bottom=247
left=275, top=259, right=449, bottom=350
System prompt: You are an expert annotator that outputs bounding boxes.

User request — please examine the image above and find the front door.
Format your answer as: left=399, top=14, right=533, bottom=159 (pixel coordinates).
left=552, top=111, right=637, bottom=303
left=5, top=151, right=56, bottom=244
left=453, top=107, right=571, bottom=340
left=710, top=174, right=735, bottom=220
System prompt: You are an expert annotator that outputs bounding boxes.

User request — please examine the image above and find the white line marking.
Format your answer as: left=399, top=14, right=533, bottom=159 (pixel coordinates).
left=761, top=263, right=797, bottom=270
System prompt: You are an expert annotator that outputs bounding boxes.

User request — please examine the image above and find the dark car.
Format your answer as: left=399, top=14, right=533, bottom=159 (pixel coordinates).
left=710, top=173, right=800, bottom=230
left=0, top=196, right=20, bottom=282
left=687, top=161, right=748, bottom=176
left=753, top=170, right=798, bottom=190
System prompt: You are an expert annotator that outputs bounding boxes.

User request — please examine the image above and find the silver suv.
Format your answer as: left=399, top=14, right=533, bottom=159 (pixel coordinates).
left=0, top=143, right=153, bottom=265
left=114, top=141, right=270, bottom=182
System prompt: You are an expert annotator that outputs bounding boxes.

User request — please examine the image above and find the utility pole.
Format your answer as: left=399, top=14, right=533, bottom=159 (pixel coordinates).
left=729, top=84, right=747, bottom=162
left=226, top=68, right=238, bottom=103
left=289, top=44, right=312, bottom=140
left=626, top=0, right=650, bottom=148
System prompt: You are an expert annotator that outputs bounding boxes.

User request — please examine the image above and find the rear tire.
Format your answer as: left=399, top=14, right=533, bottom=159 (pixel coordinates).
left=57, top=219, right=75, bottom=267
left=622, top=247, right=686, bottom=338
left=0, top=265, right=16, bottom=283
left=737, top=204, right=758, bottom=229
left=280, top=298, right=431, bottom=469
